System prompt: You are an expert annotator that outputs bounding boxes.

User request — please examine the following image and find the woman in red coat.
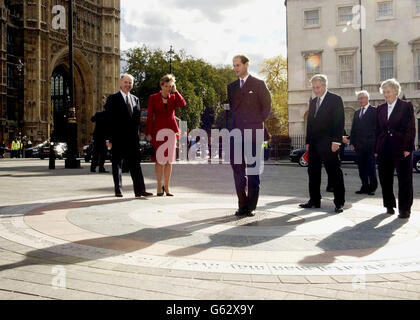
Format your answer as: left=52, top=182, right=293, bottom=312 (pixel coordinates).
left=146, top=74, right=186, bottom=196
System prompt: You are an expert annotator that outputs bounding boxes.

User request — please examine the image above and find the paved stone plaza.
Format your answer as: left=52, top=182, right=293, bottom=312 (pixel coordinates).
left=1, top=159, right=420, bottom=300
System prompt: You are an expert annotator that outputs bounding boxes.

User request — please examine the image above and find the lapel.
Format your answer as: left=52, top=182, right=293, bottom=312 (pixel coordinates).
left=242, top=75, right=253, bottom=92
left=119, top=91, right=136, bottom=118
left=380, top=103, right=388, bottom=126
left=234, top=75, right=254, bottom=110
left=130, top=94, right=138, bottom=114
left=232, top=79, right=241, bottom=110
left=312, top=91, right=329, bottom=119
left=309, top=97, right=317, bottom=119
left=366, top=105, right=376, bottom=120
left=358, top=105, right=369, bottom=121
left=312, top=91, right=328, bottom=119
left=319, top=91, right=328, bottom=110
left=387, top=99, right=400, bottom=125
left=118, top=91, right=126, bottom=108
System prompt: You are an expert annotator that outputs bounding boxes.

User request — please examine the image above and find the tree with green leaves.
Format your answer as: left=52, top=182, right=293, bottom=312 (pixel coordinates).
left=123, top=45, right=236, bottom=132
left=259, top=55, right=288, bottom=137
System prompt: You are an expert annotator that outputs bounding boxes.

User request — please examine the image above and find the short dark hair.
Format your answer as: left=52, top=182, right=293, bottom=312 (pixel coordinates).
left=233, top=54, right=250, bottom=64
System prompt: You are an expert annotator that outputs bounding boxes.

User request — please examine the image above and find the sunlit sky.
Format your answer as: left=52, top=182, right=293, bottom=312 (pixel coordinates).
left=120, top=0, right=287, bottom=75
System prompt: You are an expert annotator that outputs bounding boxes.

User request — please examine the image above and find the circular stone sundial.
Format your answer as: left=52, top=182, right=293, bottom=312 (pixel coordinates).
left=1, top=194, right=420, bottom=276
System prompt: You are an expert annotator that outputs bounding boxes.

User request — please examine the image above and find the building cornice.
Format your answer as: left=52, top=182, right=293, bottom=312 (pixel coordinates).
left=374, top=39, right=399, bottom=49
left=409, top=37, right=420, bottom=46
left=301, top=49, right=323, bottom=58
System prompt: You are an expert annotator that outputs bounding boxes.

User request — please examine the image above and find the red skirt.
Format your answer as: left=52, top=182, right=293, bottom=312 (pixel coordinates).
left=152, top=130, right=177, bottom=163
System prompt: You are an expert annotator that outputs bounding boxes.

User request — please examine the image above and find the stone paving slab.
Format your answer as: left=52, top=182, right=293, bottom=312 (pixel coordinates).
left=1, top=160, right=420, bottom=300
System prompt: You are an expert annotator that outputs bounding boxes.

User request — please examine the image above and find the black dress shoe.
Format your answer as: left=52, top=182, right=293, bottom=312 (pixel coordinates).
left=368, top=192, right=375, bottom=196
left=386, top=208, right=395, bottom=215
left=136, top=191, right=153, bottom=197
left=246, top=210, right=256, bottom=217
left=235, top=208, right=250, bottom=217
left=299, top=202, right=321, bottom=209
left=355, top=190, right=366, bottom=195
left=115, top=193, right=123, bottom=198
left=398, top=210, right=411, bottom=219
left=335, top=206, right=344, bottom=213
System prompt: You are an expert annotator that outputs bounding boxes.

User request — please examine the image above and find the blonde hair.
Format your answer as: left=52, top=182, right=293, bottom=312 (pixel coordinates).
left=380, top=78, right=401, bottom=96
left=160, top=74, right=176, bottom=87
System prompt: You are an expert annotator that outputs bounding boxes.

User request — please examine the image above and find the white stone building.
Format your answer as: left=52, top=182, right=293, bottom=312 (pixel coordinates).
left=286, top=0, right=420, bottom=148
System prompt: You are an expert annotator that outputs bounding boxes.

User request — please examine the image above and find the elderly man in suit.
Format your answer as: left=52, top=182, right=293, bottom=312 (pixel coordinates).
left=104, top=74, right=153, bottom=198
left=350, top=90, right=378, bottom=195
left=227, top=54, right=272, bottom=217
left=300, top=74, right=345, bottom=213
left=375, top=79, right=416, bottom=219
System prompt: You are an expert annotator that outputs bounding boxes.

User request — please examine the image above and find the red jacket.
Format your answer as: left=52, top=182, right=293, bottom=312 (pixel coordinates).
left=146, top=91, right=186, bottom=137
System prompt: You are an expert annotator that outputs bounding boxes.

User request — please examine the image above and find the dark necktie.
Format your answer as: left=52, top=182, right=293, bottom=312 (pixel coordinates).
left=314, top=97, right=321, bottom=118
left=359, top=107, right=365, bottom=119
left=126, top=95, right=132, bottom=116
left=240, top=79, right=245, bottom=89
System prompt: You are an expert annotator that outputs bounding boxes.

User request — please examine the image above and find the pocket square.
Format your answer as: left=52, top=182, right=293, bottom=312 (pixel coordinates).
left=248, top=90, right=254, bottom=94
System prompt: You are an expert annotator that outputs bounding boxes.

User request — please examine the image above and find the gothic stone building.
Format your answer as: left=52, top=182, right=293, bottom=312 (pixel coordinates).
left=0, top=0, right=121, bottom=148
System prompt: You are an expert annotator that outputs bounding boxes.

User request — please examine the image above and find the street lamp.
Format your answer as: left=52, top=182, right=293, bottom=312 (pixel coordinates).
left=16, top=59, right=25, bottom=146
left=167, top=45, right=175, bottom=74
left=64, top=0, right=80, bottom=169
left=223, top=101, right=230, bottom=130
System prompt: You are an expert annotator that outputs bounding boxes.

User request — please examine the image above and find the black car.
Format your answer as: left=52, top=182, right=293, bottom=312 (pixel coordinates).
left=414, top=150, right=420, bottom=173
left=290, top=145, right=357, bottom=167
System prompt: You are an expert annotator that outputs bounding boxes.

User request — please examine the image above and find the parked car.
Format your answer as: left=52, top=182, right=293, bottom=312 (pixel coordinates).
left=289, top=148, right=309, bottom=167
left=414, top=150, right=420, bottom=173
left=32, top=141, right=67, bottom=159
left=82, top=141, right=111, bottom=163
left=83, top=138, right=153, bottom=163
left=290, top=145, right=357, bottom=167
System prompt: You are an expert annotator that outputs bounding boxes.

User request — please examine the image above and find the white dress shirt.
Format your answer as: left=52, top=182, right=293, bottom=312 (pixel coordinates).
left=239, top=74, right=250, bottom=87
left=317, top=90, right=328, bottom=106
left=120, top=90, right=133, bottom=113
left=359, top=104, right=370, bottom=116
left=387, top=98, right=398, bottom=120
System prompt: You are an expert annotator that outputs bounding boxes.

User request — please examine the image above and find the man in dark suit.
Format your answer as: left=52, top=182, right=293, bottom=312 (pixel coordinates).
left=375, top=79, right=416, bottom=219
left=104, top=74, right=152, bottom=198
left=227, top=55, right=272, bottom=217
left=350, top=90, right=378, bottom=195
left=90, top=111, right=108, bottom=173
left=300, top=74, right=345, bottom=213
